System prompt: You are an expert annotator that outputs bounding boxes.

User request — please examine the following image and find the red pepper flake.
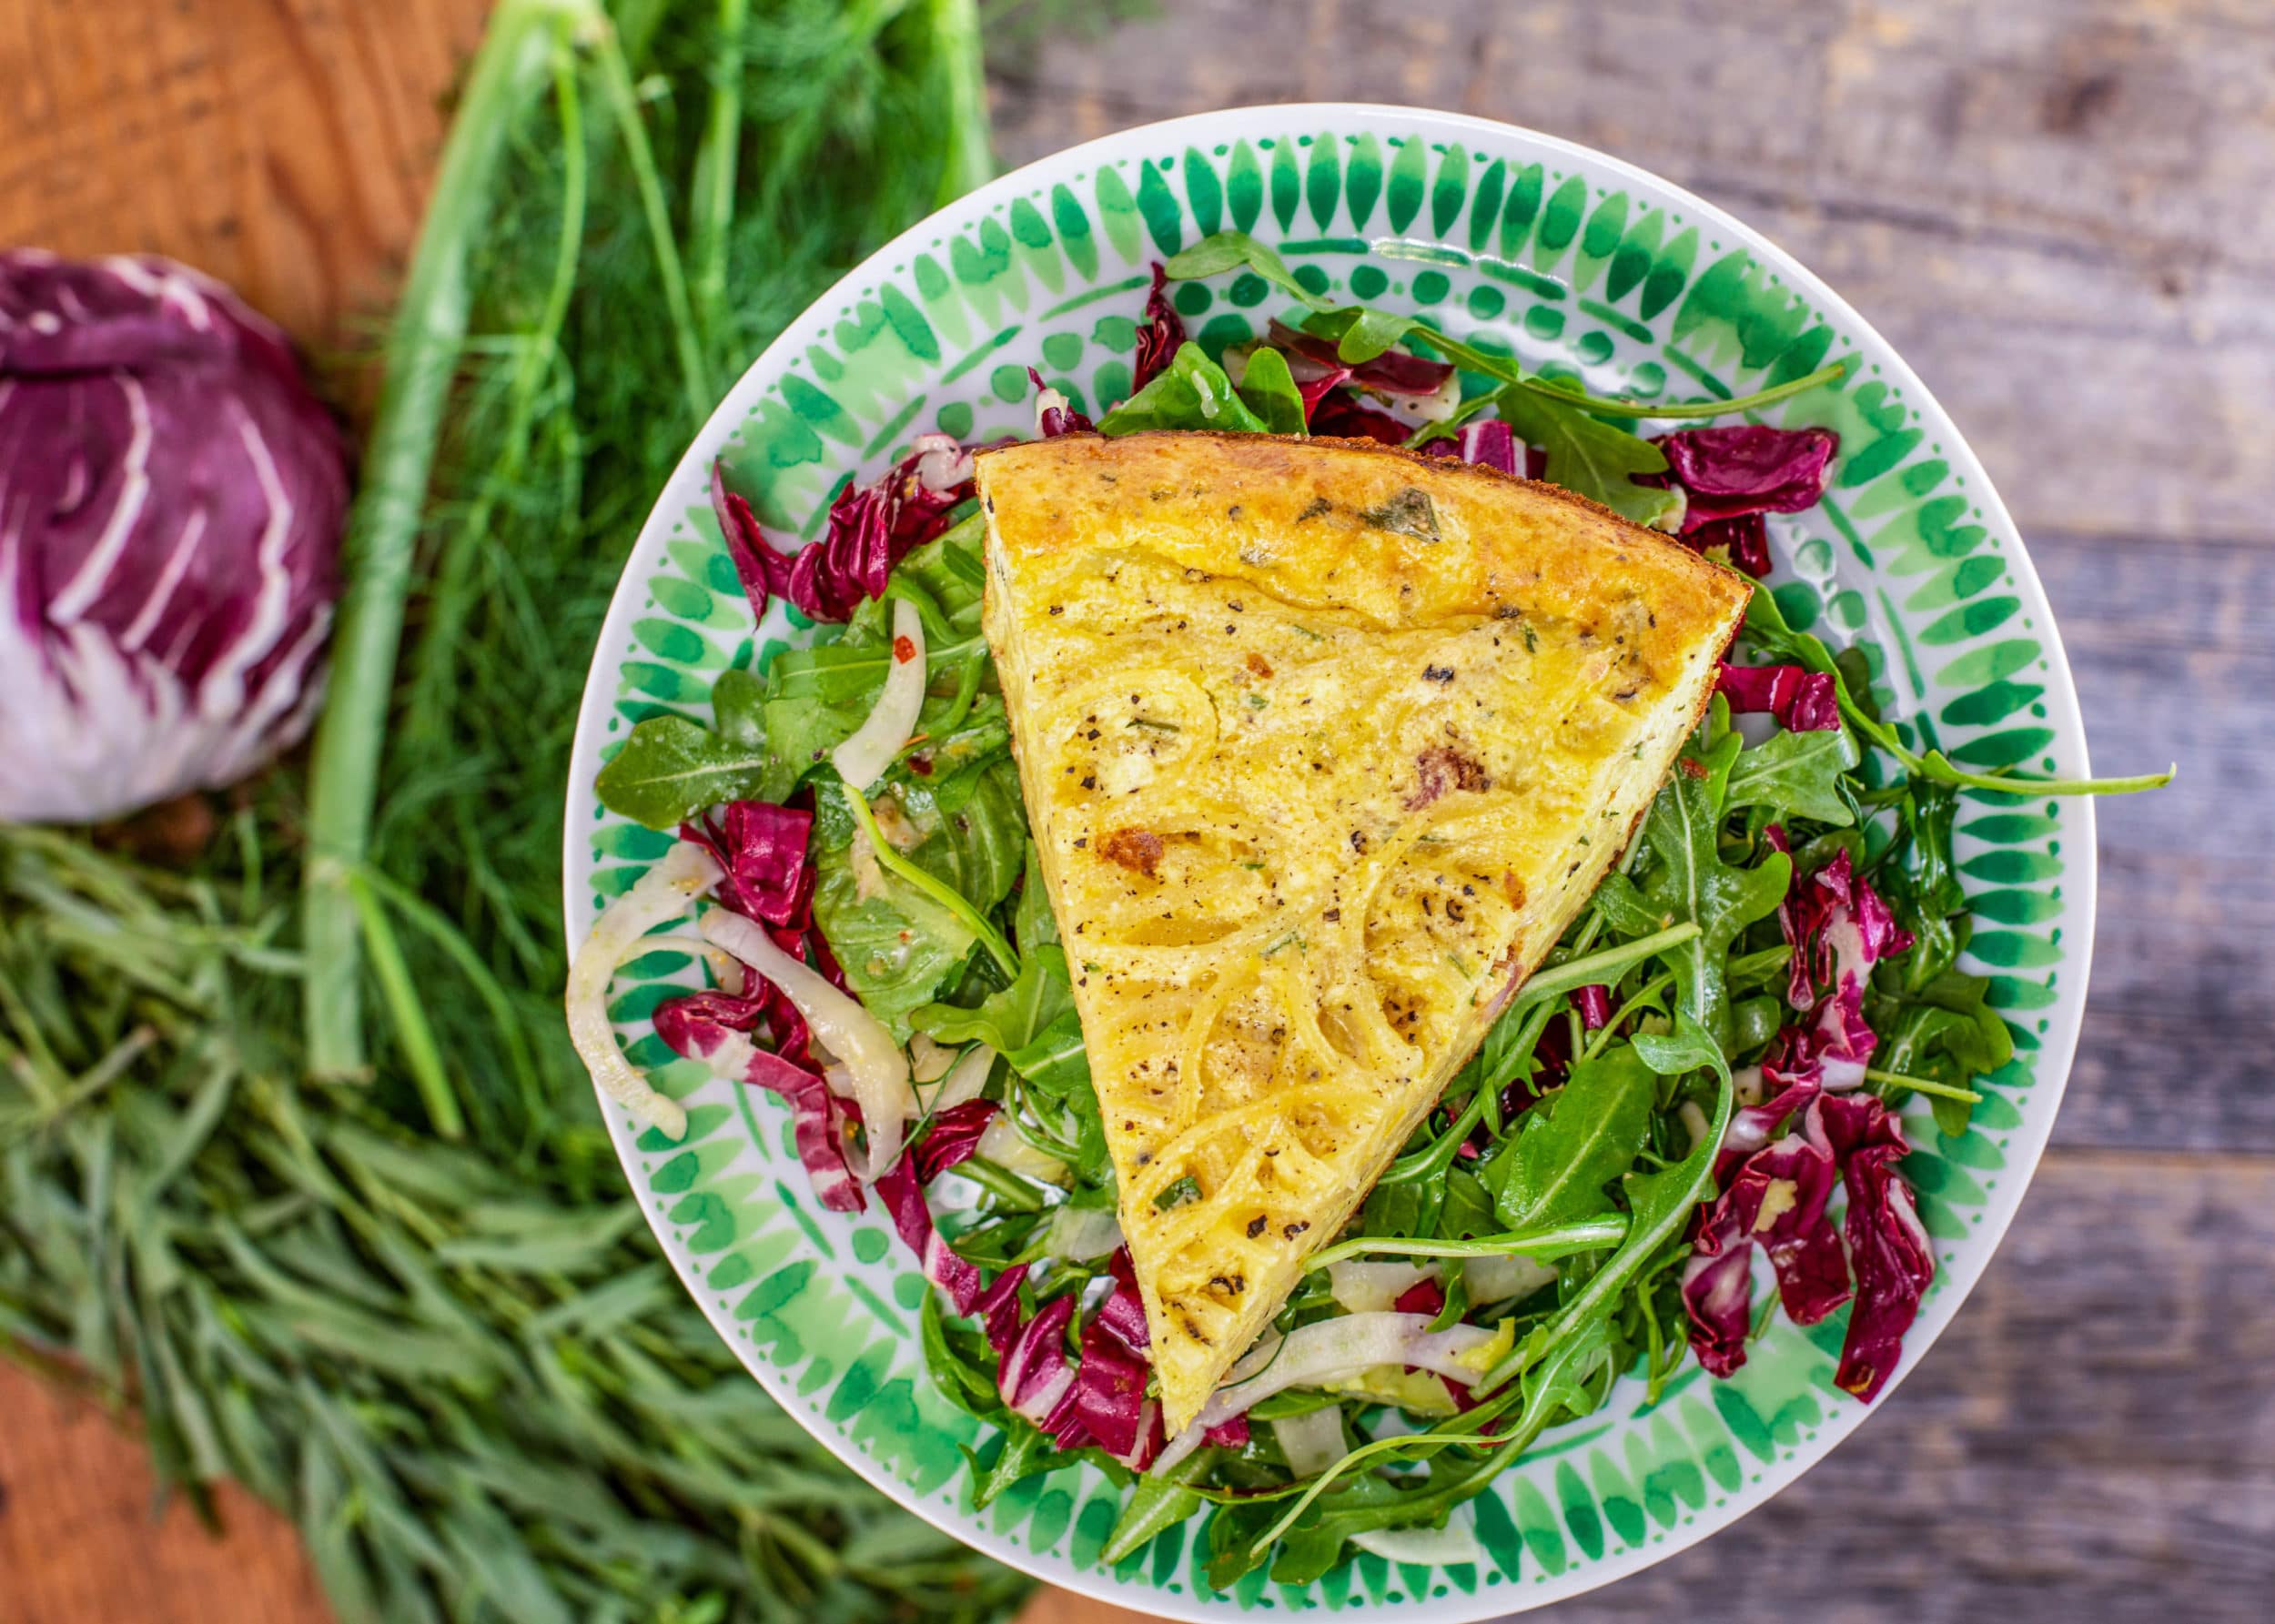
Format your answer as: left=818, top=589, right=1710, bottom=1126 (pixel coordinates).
left=893, top=635, right=916, bottom=663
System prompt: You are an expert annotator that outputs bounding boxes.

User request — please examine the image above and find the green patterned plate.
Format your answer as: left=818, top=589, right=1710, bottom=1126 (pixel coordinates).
left=564, top=106, right=2094, bottom=1618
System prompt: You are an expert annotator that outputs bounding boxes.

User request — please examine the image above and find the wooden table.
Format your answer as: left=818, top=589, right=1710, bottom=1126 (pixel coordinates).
left=4, top=2, right=2270, bottom=1620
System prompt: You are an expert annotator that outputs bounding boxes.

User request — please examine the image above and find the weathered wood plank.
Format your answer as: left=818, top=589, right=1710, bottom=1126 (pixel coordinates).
left=987, top=0, right=2275, bottom=548
left=2029, top=530, right=2275, bottom=1154
left=1536, top=1148, right=2275, bottom=1621
left=0, top=0, right=490, bottom=348
left=0, top=1362, right=332, bottom=1624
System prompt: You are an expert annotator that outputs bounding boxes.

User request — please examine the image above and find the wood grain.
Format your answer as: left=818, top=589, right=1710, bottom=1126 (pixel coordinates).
left=0, top=0, right=490, bottom=352
left=988, top=0, right=2275, bottom=550
left=3, top=1, right=2270, bottom=1621
left=0, top=1361, right=331, bottom=1624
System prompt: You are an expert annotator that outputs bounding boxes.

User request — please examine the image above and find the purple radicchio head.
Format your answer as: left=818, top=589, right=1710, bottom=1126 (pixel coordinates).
left=0, top=252, right=349, bottom=822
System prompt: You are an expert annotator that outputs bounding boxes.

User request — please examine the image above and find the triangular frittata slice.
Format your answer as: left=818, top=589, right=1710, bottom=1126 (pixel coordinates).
left=975, top=431, right=1750, bottom=1431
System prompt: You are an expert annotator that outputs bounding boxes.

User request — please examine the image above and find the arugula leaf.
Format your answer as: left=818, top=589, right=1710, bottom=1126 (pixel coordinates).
left=1097, top=342, right=1269, bottom=436
left=961, top=1417, right=1081, bottom=1509
left=1870, top=967, right=2014, bottom=1136
left=1744, top=590, right=2173, bottom=798
left=1013, top=842, right=1057, bottom=951
left=809, top=786, right=990, bottom=1038
left=1481, top=1065, right=1734, bottom=1391
left=1630, top=772, right=1793, bottom=1049
left=1005, top=1008, right=1110, bottom=1184
left=895, top=510, right=989, bottom=623
left=1235, top=344, right=1307, bottom=434
left=891, top=754, right=1026, bottom=918
left=1162, top=231, right=1322, bottom=308
left=1361, top=1175, right=1445, bottom=1244
left=594, top=716, right=770, bottom=830
left=1301, top=305, right=1423, bottom=366
left=1493, top=382, right=1680, bottom=528
left=1165, top=229, right=1848, bottom=419
left=1724, top=723, right=1860, bottom=827
left=1629, top=1008, right=1734, bottom=1094
left=1484, top=1044, right=1654, bottom=1232
left=913, top=943, right=1073, bottom=1053
left=712, top=668, right=768, bottom=748
left=920, top=1291, right=1005, bottom=1420
left=1102, top=1449, right=1218, bottom=1565
left=1876, top=777, right=1967, bottom=987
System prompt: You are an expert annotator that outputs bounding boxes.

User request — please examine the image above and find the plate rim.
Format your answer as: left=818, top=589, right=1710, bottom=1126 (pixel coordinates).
left=562, top=100, right=2097, bottom=1620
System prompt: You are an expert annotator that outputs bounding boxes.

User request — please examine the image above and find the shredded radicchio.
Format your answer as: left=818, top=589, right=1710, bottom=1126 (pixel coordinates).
left=1684, top=513, right=1773, bottom=579
left=1026, top=367, right=1094, bottom=437
left=1131, top=264, right=1187, bottom=392
left=1422, top=418, right=1521, bottom=477
left=681, top=800, right=816, bottom=933
left=1781, top=846, right=1915, bottom=1014
left=1642, top=425, right=1837, bottom=579
left=1308, top=391, right=1412, bottom=445
left=1819, top=1093, right=1936, bottom=1401
left=1686, top=832, right=1932, bottom=1399
left=710, top=434, right=973, bottom=625
left=1716, top=661, right=1840, bottom=731
left=1655, top=425, right=1839, bottom=524
left=1263, top=318, right=1457, bottom=401
left=654, top=993, right=865, bottom=1212
left=912, top=1098, right=998, bottom=1184
left=678, top=798, right=830, bottom=1064
left=1684, top=1088, right=1931, bottom=1398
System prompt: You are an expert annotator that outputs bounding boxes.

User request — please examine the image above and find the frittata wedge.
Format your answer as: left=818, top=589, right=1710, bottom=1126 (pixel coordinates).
left=975, top=432, right=1751, bottom=1433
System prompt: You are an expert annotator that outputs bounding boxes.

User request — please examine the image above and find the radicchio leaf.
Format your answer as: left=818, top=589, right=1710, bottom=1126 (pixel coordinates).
left=1654, top=425, right=1839, bottom=524
left=681, top=800, right=816, bottom=931
left=1819, top=1093, right=1934, bottom=1401
left=0, top=252, right=350, bottom=822
left=1454, top=418, right=1521, bottom=476
left=1131, top=264, right=1187, bottom=392
left=1263, top=319, right=1458, bottom=399
left=1781, top=848, right=1915, bottom=1012
left=709, top=434, right=974, bottom=625
left=876, top=1154, right=986, bottom=1315
left=1679, top=1241, right=1755, bottom=1378
left=679, top=799, right=824, bottom=1064
left=1688, top=1088, right=1933, bottom=1397
left=1715, top=661, right=1840, bottom=731
left=913, top=1098, right=998, bottom=1184
left=1027, top=367, right=1094, bottom=437
left=1684, top=513, right=1773, bottom=579
left=1308, top=390, right=1412, bottom=446
left=999, top=1290, right=1079, bottom=1426
left=653, top=992, right=864, bottom=1212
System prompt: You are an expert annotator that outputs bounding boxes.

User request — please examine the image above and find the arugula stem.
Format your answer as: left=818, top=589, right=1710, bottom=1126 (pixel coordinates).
left=1249, top=1431, right=1502, bottom=1556
left=1508, top=923, right=1700, bottom=1013
left=1378, top=1086, right=1488, bottom=1185
left=1509, top=364, right=1845, bottom=421
left=591, top=17, right=711, bottom=426
left=1582, top=972, right=1676, bottom=1061
left=836, top=779, right=1020, bottom=978
left=945, top=1155, right=1046, bottom=1213
left=300, top=0, right=595, bottom=1076
left=1304, top=1220, right=1629, bottom=1272
left=1865, top=1066, right=1983, bottom=1105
